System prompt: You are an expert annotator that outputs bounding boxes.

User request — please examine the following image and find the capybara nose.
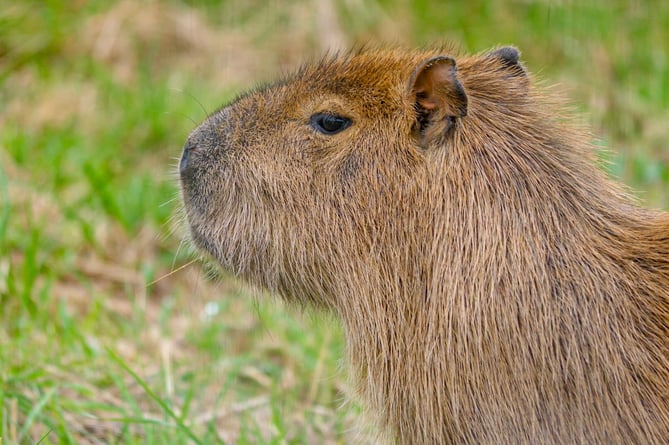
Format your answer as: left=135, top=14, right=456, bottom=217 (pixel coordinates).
left=179, top=137, right=197, bottom=177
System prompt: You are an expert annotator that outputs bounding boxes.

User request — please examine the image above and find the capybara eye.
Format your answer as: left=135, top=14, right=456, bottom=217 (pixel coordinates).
left=310, top=113, right=352, bottom=135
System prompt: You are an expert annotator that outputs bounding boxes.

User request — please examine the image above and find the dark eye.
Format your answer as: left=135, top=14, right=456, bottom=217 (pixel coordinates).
left=310, top=113, right=352, bottom=135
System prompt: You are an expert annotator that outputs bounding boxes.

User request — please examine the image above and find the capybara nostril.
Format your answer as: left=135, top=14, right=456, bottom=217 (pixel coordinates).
left=179, top=138, right=197, bottom=176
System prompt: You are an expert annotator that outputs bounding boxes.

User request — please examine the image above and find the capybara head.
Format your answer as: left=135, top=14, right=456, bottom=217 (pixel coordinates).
left=179, top=46, right=669, bottom=444
left=179, top=47, right=531, bottom=308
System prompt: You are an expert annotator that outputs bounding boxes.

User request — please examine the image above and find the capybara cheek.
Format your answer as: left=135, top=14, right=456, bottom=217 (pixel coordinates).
left=339, top=153, right=361, bottom=183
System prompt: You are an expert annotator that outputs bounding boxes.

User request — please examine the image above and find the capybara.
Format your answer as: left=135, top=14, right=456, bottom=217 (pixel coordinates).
left=179, top=46, right=669, bottom=444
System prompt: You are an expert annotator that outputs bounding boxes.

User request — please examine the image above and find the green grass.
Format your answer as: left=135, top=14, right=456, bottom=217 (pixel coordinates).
left=1, top=0, right=668, bottom=443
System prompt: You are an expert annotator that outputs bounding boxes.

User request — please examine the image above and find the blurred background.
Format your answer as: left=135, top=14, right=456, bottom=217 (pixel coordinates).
left=1, top=0, right=667, bottom=443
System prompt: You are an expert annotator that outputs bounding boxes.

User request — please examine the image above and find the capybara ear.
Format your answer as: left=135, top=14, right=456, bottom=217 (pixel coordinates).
left=408, top=56, right=467, bottom=147
left=486, top=46, right=527, bottom=78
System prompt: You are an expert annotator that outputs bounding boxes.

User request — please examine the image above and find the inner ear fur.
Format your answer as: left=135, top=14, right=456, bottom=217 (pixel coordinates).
left=408, top=56, right=468, bottom=147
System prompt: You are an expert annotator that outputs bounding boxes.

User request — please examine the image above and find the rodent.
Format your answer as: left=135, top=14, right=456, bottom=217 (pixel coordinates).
left=179, top=46, right=669, bottom=444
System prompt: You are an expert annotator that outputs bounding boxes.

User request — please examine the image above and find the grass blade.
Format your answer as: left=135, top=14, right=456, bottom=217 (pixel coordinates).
left=106, top=347, right=203, bottom=445
left=18, top=386, right=58, bottom=443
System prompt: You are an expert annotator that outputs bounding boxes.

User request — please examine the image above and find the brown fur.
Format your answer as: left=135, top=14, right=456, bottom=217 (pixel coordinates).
left=179, top=47, right=669, bottom=444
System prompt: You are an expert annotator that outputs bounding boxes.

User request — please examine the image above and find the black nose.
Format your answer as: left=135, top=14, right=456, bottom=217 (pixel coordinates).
left=179, top=138, right=197, bottom=176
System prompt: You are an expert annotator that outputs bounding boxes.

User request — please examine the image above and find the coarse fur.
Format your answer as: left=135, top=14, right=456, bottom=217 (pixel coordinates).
left=179, top=46, right=669, bottom=444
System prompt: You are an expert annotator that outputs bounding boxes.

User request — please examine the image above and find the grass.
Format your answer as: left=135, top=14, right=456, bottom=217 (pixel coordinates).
left=1, top=0, right=668, bottom=443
